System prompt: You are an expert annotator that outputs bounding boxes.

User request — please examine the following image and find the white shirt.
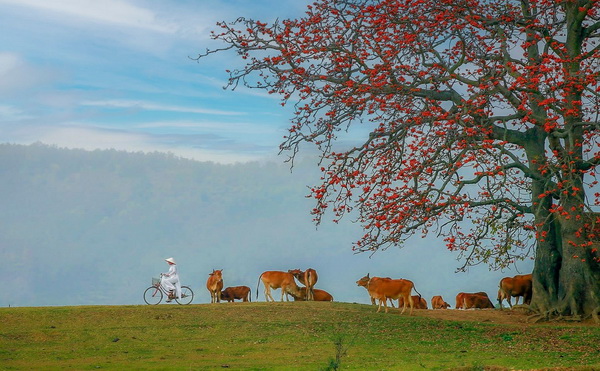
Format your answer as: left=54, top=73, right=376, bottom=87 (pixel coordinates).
left=164, top=264, right=179, bottom=281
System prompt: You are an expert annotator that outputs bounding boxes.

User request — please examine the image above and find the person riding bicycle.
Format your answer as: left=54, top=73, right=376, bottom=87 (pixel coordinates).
left=161, top=257, right=181, bottom=302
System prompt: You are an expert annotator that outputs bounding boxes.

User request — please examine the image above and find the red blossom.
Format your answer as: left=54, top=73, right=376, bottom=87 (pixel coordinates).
left=199, top=0, right=600, bottom=271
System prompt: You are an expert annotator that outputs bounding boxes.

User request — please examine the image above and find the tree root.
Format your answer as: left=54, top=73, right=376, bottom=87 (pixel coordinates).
left=511, top=304, right=533, bottom=314
left=592, top=307, right=600, bottom=324
left=526, top=314, right=545, bottom=323
left=528, top=296, right=600, bottom=323
left=527, top=310, right=591, bottom=323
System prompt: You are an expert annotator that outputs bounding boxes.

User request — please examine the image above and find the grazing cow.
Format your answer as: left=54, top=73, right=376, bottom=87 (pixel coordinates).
left=498, top=273, right=533, bottom=309
left=206, top=269, right=224, bottom=303
left=257, top=271, right=302, bottom=302
left=288, top=268, right=318, bottom=301
left=399, top=295, right=427, bottom=309
left=356, top=273, right=422, bottom=315
left=431, top=295, right=451, bottom=309
left=221, top=286, right=251, bottom=302
left=464, top=293, right=495, bottom=309
left=291, top=287, right=334, bottom=302
left=455, top=292, right=488, bottom=309
left=456, top=292, right=494, bottom=309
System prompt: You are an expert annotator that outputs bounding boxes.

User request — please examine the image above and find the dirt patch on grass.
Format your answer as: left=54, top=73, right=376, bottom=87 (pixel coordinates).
left=411, top=306, right=597, bottom=326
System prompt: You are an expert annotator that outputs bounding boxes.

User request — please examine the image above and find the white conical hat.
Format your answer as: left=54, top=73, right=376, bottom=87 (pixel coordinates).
left=165, top=257, right=176, bottom=264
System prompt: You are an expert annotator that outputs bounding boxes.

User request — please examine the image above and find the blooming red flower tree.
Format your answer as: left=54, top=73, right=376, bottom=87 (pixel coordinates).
left=197, top=0, right=600, bottom=319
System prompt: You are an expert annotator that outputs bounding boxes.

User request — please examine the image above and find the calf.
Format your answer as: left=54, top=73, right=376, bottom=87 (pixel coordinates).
left=291, top=287, right=333, bottom=301
left=206, top=269, right=224, bottom=303
left=456, top=292, right=494, bottom=309
left=455, top=292, right=488, bottom=309
left=464, top=293, right=495, bottom=309
left=431, top=295, right=451, bottom=309
left=221, top=286, right=251, bottom=302
left=288, top=268, right=318, bottom=300
left=399, top=295, right=427, bottom=309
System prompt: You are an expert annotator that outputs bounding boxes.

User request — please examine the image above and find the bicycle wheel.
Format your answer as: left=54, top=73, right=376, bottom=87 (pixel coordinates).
left=175, top=286, right=194, bottom=305
left=144, top=286, right=163, bottom=305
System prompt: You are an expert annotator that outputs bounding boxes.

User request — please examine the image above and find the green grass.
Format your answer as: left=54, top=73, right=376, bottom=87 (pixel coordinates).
left=1, top=302, right=599, bottom=370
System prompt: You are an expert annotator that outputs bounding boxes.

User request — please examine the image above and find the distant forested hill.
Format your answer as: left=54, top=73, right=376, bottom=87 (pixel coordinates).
left=0, top=143, right=362, bottom=306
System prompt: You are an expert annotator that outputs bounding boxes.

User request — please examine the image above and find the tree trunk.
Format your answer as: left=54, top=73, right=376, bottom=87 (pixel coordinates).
left=556, top=214, right=600, bottom=319
left=531, top=213, right=600, bottom=320
left=530, top=215, right=561, bottom=316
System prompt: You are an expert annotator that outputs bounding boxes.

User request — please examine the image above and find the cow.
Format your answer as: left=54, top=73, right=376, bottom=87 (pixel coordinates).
left=456, top=292, right=494, bottom=309
left=431, top=295, right=451, bottom=309
left=221, top=286, right=251, bottom=302
left=288, top=268, right=318, bottom=301
left=455, top=292, right=489, bottom=309
left=498, top=273, right=533, bottom=309
left=291, top=287, right=334, bottom=302
left=356, top=273, right=422, bottom=315
left=399, top=295, right=427, bottom=309
left=464, top=293, right=495, bottom=309
left=358, top=276, right=396, bottom=307
left=256, top=271, right=302, bottom=302
left=206, top=269, right=223, bottom=303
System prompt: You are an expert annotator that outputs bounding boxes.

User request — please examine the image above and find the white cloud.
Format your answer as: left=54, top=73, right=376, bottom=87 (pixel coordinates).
left=0, top=0, right=177, bottom=33
left=135, top=120, right=281, bottom=136
left=81, top=99, right=244, bottom=116
left=0, top=104, right=33, bottom=121
left=0, top=52, right=57, bottom=96
left=0, top=52, right=20, bottom=76
left=43, top=126, right=272, bottom=164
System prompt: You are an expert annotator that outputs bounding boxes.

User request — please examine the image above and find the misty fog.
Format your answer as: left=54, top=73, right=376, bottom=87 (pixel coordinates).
left=0, top=143, right=533, bottom=308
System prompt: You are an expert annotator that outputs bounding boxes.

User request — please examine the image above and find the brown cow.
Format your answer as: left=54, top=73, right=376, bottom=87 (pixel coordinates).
left=498, top=273, right=533, bottom=309
left=288, top=268, right=318, bottom=301
left=257, top=271, right=302, bottom=302
left=206, top=269, right=223, bottom=303
left=356, top=273, right=422, bottom=315
left=464, top=293, right=495, bottom=309
left=399, top=295, right=427, bottom=309
left=221, top=286, right=251, bottom=302
left=431, top=295, right=451, bottom=309
left=456, top=292, right=494, bottom=309
left=455, top=292, right=489, bottom=309
left=358, top=276, right=396, bottom=307
left=291, top=287, right=334, bottom=302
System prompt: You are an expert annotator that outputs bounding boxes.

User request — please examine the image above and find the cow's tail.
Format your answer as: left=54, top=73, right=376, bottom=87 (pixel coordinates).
left=413, top=284, right=422, bottom=299
left=256, top=273, right=263, bottom=300
left=249, top=287, right=252, bottom=302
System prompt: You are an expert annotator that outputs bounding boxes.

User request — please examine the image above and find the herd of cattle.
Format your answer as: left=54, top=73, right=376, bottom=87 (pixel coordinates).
left=204, top=268, right=533, bottom=314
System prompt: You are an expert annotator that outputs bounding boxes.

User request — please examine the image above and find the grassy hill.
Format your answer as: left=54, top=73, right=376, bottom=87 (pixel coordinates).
left=1, top=302, right=599, bottom=370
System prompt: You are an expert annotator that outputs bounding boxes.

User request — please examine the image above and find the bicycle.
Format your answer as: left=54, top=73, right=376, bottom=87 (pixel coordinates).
left=143, top=276, right=194, bottom=305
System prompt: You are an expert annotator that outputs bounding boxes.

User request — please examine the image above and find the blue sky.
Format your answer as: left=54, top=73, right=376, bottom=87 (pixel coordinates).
left=0, top=0, right=313, bottom=163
